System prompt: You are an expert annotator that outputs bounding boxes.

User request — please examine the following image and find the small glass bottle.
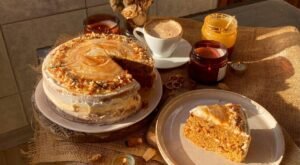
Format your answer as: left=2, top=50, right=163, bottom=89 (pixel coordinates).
left=188, top=40, right=228, bottom=84
left=201, top=13, right=237, bottom=59
left=111, top=154, right=135, bottom=165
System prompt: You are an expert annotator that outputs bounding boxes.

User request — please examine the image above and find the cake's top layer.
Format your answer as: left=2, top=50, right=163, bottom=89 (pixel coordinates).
left=190, top=103, right=249, bottom=135
left=43, top=33, right=153, bottom=95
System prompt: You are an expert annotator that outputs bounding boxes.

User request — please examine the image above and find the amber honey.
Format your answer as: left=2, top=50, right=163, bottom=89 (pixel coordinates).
left=201, top=13, right=237, bottom=59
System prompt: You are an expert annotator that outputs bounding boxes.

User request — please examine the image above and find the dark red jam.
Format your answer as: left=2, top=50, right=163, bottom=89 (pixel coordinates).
left=84, top=14, right=120, bottom=34
left=188, top=40, right=228, bottom=84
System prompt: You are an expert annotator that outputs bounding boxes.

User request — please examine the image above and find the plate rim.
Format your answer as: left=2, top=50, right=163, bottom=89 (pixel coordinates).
left=156, top=89, right=285, bottom=165
left=34, top=69, right=162, bottom=133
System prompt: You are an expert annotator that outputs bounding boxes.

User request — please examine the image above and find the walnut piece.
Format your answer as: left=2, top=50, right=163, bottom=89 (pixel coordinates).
left=88, top=154, right=102, bottom=162
left=142, top=147, right=157, bottom=162
left=125, top=137, right=144, bottom=147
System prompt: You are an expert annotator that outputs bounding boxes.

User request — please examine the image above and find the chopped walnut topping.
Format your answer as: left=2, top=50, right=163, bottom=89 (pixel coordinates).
left=46, top=33, right=152, bottom=95
left=125, top=137, right=144, bottom=147
left=142, top=147, right=157, bottom=162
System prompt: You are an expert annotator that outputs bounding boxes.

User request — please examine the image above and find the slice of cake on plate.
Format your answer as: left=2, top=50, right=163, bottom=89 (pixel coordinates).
left=184, top=103, right=251, bottom=162
left=42, top=33, right=155, bottom=124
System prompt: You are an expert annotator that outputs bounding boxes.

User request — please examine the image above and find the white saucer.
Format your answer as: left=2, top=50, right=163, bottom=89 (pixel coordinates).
left=152, top=39, right=192, bottom=69
left=34, top=69, right=162, bottom=133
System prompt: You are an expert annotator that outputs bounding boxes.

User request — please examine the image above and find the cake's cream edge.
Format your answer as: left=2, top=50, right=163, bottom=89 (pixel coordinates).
left=43, top=78, right=142, bottom=120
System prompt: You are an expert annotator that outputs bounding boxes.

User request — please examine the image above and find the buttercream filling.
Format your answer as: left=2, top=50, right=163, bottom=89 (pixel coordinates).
left=43, top=78, right=141, bottom=119
left=190, top=104, right=250, bottom=135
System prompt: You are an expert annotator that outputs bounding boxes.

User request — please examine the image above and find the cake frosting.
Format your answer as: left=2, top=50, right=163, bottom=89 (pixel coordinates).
left=190, top=104, right=249, bottom=135
left=42, top=33, right=154, bottom=124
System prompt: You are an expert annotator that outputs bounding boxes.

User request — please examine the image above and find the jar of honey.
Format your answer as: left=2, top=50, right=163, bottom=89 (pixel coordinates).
left=188, top=40, right=228, bottom=84
left=201, top=13, right=237, bottom=59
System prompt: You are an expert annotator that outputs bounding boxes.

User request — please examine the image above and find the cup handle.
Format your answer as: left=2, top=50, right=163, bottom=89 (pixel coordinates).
left=133, top=27, right=146, bottom=43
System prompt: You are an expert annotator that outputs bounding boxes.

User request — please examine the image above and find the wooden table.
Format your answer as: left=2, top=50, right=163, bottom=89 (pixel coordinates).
left=31, top=1, right=300, bottom=164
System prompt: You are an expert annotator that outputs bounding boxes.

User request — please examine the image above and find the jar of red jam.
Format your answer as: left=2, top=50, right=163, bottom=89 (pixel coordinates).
left=84, top=14, right=120, bottom=34
left=188, top=40, right=228, bottom=84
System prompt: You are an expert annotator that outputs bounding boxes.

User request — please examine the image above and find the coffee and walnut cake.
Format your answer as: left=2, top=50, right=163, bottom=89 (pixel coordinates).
left=42, top=33, right=155, bottom=124
left=184, top=103, right=251, bottom=162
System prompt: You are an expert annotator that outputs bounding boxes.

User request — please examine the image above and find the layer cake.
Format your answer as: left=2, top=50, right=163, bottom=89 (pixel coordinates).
left=42, top=33, right=154, bottom=124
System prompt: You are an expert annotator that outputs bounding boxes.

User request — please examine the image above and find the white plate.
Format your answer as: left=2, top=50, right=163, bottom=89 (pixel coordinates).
left=34, top=70, right=162, bottom=133
left=156, top=89, right=285, bottom=165
left=153, top=39, right=192, bottom=69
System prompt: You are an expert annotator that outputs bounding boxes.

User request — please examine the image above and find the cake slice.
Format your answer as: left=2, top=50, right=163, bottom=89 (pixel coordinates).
left=184, top=103, right=251, bottom=162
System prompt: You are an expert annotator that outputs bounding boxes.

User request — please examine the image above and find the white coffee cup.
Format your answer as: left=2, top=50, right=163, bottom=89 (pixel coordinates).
left=133, top=19, right=183, bottom=58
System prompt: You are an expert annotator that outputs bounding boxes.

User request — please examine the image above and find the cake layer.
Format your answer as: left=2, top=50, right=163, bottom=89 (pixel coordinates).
left=43, top=73, right=142, bottom=124
left=184, top=104, right=251, bottom=162
left=112, top=57, right=155, bottom=87
left=184, top=114, right=251, bottom=162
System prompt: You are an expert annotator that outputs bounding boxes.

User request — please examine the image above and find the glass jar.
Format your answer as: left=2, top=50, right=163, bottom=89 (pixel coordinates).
left=201, top=13, right=237, bottom=59
left=111, top=154, right=135, bottom=165
left=84, top=14, right=121, bottom=34
left=188, top=40, right=228, bottom=84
